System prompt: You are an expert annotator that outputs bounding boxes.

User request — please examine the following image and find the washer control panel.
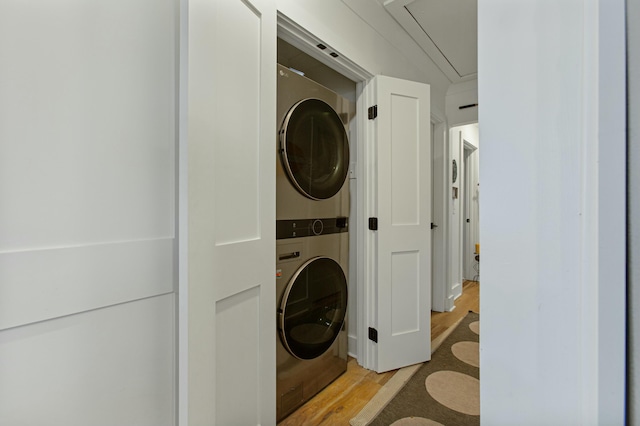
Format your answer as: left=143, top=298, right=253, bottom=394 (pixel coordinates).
left=276, top=217, right=348, bottom=240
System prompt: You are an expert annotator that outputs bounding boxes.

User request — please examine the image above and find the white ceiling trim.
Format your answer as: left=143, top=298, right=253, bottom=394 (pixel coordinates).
left=384, top=0, right=476, bottom=83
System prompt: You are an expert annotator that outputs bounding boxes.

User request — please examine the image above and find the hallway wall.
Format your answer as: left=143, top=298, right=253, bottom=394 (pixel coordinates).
left=628, top=0, right=640, bottom=421
left=0, top=1, right=177, bottom=424
left=479, top=0, right=626, bottom=423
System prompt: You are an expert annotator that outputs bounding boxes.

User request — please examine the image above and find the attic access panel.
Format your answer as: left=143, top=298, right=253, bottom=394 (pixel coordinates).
left=384, top=0, right=477, bottom=82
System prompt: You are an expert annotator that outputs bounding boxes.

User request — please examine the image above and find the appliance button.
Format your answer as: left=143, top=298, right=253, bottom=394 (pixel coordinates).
left=312, top=219, right=324, bottom=235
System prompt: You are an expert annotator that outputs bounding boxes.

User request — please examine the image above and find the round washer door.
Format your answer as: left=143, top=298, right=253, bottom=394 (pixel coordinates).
left=279, top=256, right=348, bottom=360
left=280, top=98, right=350, bottom=200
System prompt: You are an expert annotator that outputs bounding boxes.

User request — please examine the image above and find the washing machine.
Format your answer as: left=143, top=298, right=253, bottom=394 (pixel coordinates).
left=276, top=63, right=352, bottom=421
left=276, top=63, right=354, bottom=221
left=276, top=229, right=349, bottom=422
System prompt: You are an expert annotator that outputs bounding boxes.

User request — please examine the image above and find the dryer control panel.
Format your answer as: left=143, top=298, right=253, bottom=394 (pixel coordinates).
left=276, top=217, right=348, bottom=240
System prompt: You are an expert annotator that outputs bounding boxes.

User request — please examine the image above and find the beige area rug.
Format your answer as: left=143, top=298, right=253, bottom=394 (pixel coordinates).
left=350, top=312, right=480, bottom=426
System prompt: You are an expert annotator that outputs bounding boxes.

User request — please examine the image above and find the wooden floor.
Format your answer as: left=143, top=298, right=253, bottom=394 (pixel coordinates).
left=278, top=280, right=480, bottom=426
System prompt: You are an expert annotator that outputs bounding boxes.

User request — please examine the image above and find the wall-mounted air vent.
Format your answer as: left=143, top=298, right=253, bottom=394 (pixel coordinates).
left=459, top=103, right=478, bottom=110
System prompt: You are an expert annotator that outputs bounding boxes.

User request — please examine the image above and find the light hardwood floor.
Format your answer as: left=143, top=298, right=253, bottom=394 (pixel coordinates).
left=278, top=280, right=480, bottom=426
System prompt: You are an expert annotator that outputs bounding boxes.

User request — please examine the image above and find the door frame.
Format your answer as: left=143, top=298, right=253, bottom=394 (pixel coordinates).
left=476, top=0, right=626, bottom=422
left=277, top=12, right=371, bottom=369
left=446, top=127, right=464, bottom=307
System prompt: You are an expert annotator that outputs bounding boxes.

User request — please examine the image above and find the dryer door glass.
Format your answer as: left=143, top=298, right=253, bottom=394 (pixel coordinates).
left=279, top=256, right=348, bottom=360
left=281, top=99, right=350, bottom=200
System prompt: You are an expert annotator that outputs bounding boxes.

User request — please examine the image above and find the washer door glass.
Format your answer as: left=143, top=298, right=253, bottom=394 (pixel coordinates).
left=279, top=256, right=348, bottom=360
left=281, top=98, right=350, bottom=200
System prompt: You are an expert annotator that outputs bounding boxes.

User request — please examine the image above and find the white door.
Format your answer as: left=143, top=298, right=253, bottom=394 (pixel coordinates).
left=366, top=76, right=431, bottom=373
left=186, top=0, right=276, bottom=424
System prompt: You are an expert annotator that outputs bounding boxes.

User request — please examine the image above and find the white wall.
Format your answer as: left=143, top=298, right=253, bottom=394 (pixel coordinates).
left=478, top=0, right=625, bottom=424
left=629, top=0, right=640, bottom=421
left=461, top=125, right=479, bottom=281
left=446, top=79, right=478, bottom=126
left=0, top=0, right=177, bottom=424
left=459, top=123, right=479, bottom=149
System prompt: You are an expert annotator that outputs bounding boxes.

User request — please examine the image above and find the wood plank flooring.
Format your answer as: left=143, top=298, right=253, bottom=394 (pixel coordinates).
left=278, top=280, right=480, bottom=426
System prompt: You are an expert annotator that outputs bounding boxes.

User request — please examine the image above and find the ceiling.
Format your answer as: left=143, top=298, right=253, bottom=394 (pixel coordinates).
left=383, top=0, right=477, bottom=83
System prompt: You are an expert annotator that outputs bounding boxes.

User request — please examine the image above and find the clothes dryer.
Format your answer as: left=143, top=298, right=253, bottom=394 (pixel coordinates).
left=277, top=64, right=353, bottom=221
left=275, top=225, right=348, bottom=422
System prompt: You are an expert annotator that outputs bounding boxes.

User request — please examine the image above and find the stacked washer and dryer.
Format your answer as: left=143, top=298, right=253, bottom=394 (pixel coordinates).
left=276, top=64, right=354, bottom=422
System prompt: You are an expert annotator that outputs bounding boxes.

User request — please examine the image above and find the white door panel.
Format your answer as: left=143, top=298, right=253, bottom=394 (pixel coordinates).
left=186, top=0, right=276, bottom=424
left=367, top=76, right=431, bottom=373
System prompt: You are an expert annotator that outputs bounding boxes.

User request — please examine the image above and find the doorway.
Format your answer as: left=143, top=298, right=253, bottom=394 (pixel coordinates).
left=276, top=37, right=360, bottom=359
left=462, top=139, right=479, bottom=281
left=277, top=34, right=446, bottom=368
left=447, top=124, right=479, bottom=306
left=278, top=14, right=440, bottom=373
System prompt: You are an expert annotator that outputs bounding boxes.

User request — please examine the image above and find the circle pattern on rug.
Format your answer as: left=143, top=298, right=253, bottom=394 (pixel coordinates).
left=451, top=341, right=479, bottom=367
left=469, top=321, right=479, bottom=335
left=390, top=417, right=444, bottom=426
left=425, top=371, right=480, bottom=415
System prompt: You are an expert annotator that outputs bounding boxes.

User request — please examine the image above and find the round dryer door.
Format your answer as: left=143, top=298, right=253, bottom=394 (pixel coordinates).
left=280, top=98, right=350, bottom=200
left=279, top=256, right=348, bottom=360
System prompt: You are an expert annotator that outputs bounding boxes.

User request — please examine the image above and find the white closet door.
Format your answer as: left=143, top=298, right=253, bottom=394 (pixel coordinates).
left=366, top=75, right=432, bottom=373
left=186, top=0, right=277, bottom=424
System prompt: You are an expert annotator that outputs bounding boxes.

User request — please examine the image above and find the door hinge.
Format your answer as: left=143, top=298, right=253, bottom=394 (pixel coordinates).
left=368, top=105, right=378, bottom=120
left=431, top=222, right=438, bottom=229
left=368, top=327, right=378, bottom=343
left=368, top=217, right=378, bottom=231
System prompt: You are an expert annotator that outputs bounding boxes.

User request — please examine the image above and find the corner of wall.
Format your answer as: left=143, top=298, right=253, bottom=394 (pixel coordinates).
left=446, top=78, right=478, bottom=127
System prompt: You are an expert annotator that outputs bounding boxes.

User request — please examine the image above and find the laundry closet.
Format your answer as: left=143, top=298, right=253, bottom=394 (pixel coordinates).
left=275, top=38, right=358, bottom=421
